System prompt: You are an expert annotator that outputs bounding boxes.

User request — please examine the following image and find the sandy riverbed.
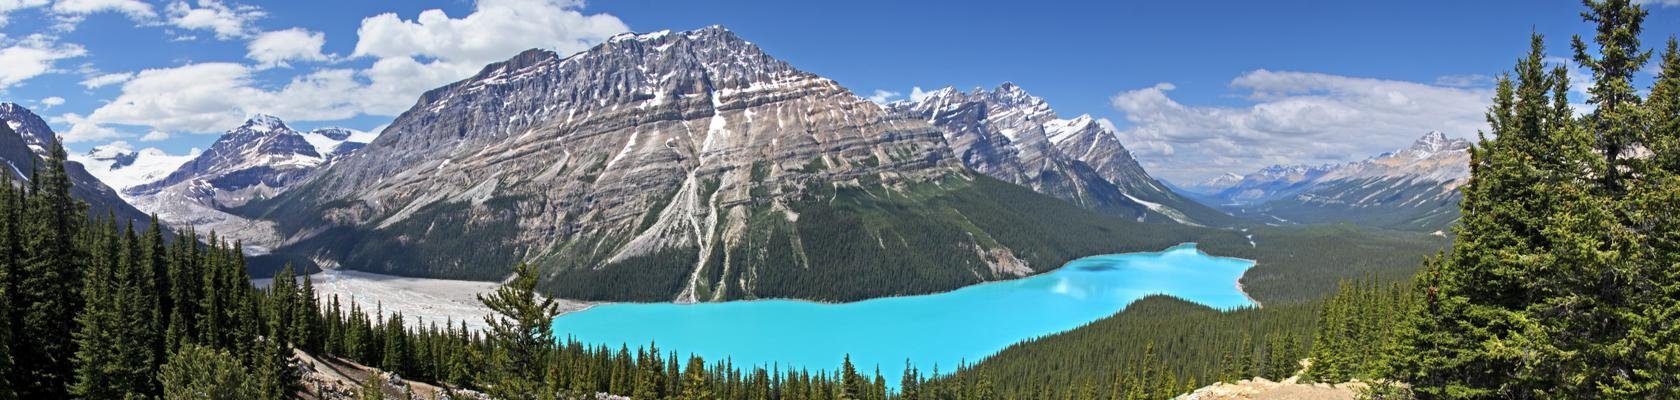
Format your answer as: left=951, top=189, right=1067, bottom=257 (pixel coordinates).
left=254, top=269, right=593, bottom=331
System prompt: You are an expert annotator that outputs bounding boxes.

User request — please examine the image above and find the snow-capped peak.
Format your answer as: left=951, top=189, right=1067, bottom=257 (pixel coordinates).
left=0, top=102, right=59, bottom=153
left=1398, top=130, right=1469, bottom=159
left=302, top=127, right=378, bottom=160
left=1045, top=114, right=1101, bottom=145
left=241, top=114, right=289, bottom=133
left=69, top=141, right=200, bottom=194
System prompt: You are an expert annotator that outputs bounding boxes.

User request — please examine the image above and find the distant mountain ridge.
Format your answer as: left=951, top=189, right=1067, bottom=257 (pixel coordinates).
left=888, top=84, right=1232, bottom=226
left=237, top=26, right=1237, bottom=302
left=0, top=103, right=152, bottom=226
left=122, top=115, right=374, bottom=254
left=1184, top=131, right=1471, bottom=231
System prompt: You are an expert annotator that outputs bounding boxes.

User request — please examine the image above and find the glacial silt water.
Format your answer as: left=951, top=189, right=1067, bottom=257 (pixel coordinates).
left=550, top=243, right=1255, bottom=381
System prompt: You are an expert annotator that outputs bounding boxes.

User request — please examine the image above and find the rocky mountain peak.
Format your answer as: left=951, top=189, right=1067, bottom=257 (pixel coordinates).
left=241, top=114, right=289, bottom=132
left=0, top=102, right=58, bottom=152
left=310, top=127, right=355, bottom=141
left=1399, top=130, right=1470, bottom=159
left=85, top=144, right=140, bottom=170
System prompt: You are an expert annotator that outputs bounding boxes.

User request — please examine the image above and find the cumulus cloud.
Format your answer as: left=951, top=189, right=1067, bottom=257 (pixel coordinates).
left=39, top=95, right=63, bottom=107
left=247, top=27, right=330, bottom=67
left=69, top=0, right=629, bottom=142
left=164, top=0, right=264, bottom=40
left=58, top=112, right=123, bottom=142
left=867, top=89, right=900, bottom=104
left=139, top=130, right=169, bottom=141
left=49, top=0, right=156, bottom=30
left=1433, top=74, right=1492, bottom=88
left=79, top=71, right=132, bottom=88
left=51, top=0, right=155, bottom=18
left=909, top=86, right=942, bottom=103
left=0, top=0, right=49, bottom=27
left=352, top=0, right=627, bottom=66
left=1633, top=0, right=1680, bottom=7
left=1109, top=70, right=1492, bottom=182
left=0, top=33, right=87, bottom=89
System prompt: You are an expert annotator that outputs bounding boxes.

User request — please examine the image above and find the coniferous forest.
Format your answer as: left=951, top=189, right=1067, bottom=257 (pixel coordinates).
left=2, top=1, right=1677, bottom=400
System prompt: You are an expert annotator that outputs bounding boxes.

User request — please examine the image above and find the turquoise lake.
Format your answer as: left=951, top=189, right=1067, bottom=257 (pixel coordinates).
left=549, top=243, right=1255, bottom=382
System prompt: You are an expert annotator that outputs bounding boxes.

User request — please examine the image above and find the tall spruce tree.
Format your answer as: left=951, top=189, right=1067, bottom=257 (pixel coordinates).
left=478, top=262, right=561, bottom=399
left=16, top=138, right=86, bottom=398
left=1400, top=2, right=1679, bottom=397
left=1623, top=34, right=1680, bottom=398
left=0, top=172, right=17, bottom=400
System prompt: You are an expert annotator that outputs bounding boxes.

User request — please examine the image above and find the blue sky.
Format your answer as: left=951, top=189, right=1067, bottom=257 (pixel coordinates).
left=1, top=0, right=1677, bottom=182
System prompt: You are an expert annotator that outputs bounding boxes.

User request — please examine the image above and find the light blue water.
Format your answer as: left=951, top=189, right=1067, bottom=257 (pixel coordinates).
left=550, top=243, right=1255, bottom=382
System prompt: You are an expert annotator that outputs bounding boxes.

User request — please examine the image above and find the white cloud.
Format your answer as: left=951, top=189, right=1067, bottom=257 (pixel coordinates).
left=49, top=0, right=156, bottom=29
left=0, top=34, right=86, bottom=89
left=164, top=0, right=263, bottom=40
left=1434, top=74, right=1492, bottom=88
left=69, top=0, right=629, bottom=142
left=1109, top=70, right=1492, bottom=182
left=39, top=95, right=63, bottom=107
left=909, top=86, right=942, bottom=103
left=139, top=130, right=169, bottom=141
left=58, top=112, right=123, bottom=142
left=867, top=89, right=900, bottom=104
left=0, top=0, right=49, bottom=27
left=79, top=71, right=132, bottom=88
left=247, top=27, right=330, bottom=67
left=352, top=0, right=628, bottom=66
left=1634, top=0, right=1680, bottom=7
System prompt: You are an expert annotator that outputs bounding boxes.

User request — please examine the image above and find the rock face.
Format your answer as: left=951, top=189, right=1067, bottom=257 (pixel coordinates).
left=1190, top=131, right=1472, bottom=231
left=889, top=84, right=1231, bottom=226
left=125, top=115, right=371, bottom=254
left=246, top=26, right=1207, bottom=303
left=0, top=103, right=152, bottom=226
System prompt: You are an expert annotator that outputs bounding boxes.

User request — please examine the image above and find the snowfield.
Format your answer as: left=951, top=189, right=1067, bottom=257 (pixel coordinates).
left=254, top=269, right=594, bottom=331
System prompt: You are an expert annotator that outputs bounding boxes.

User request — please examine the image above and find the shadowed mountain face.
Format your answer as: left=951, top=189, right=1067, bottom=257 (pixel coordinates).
left=888, top=84, right=1233, bottom=226
left=1186, top=131, right=1472, bottom=232
left=239, top=26, right=1233, bottom=302
left=0, top=104, right=152, bottom=227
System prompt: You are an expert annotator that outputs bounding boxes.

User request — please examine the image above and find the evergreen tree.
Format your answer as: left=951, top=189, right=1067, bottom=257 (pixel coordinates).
left=0, top=173, right=17, bottom=400
left=1630, top=36, right=1680, bottom=397
left=478, top=262, right=561, bottom=399
left=15, top=138, right=86, bottom=398
left=160, top=344, right=262, bottom=400
left=1399, top=3, right=1678, bottom=397
left=360, top=374, right=386, bottom=400
left=679, top=355, right=712, bottom=400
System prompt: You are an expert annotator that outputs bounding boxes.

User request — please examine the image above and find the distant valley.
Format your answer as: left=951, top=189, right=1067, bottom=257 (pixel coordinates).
left=1176, top=131, right=1470, bottom=232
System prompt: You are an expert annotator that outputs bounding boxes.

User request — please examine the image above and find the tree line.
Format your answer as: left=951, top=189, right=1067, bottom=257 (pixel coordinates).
left=0, top=137, right=1084, bottom=399
left=1297, top=1, right=1680, bottom=397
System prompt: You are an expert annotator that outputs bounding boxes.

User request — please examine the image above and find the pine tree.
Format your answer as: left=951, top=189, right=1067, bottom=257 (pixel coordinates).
left=0, top=173, right=17, bottom=400
left=360, top=375, right=386, bottom=400
left=160, top=344, right=262, bottom=400
left=293, top=273, right=321, bottom=353
left=16, top=138, right=86, bottom=398
left=679, top=355, right=711, bottom=400
left=478, top=263, right=561, bottom=399
left=899, top=362, right=919, bottom=400
left=1629, top=36, right=1680, bottom=397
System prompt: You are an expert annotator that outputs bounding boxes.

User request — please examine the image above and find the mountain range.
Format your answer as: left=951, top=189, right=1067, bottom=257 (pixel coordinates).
left=9, top=26, right=1474, bottom=302
left=887, top=84, right=1231, bottom=226
left=1178, top=131, right=1471, bottom=232
left=230, top=26, right=1238, bottom=302
left=0, top=103, right=153, bottom=226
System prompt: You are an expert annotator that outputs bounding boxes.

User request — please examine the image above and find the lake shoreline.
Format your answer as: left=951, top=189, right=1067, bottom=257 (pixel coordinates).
left=569, top=241, right=1257, bottom=312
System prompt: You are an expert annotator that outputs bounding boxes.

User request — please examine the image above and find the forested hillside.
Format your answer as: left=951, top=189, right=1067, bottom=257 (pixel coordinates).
left=954, top=2, right=1680, bottom=399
